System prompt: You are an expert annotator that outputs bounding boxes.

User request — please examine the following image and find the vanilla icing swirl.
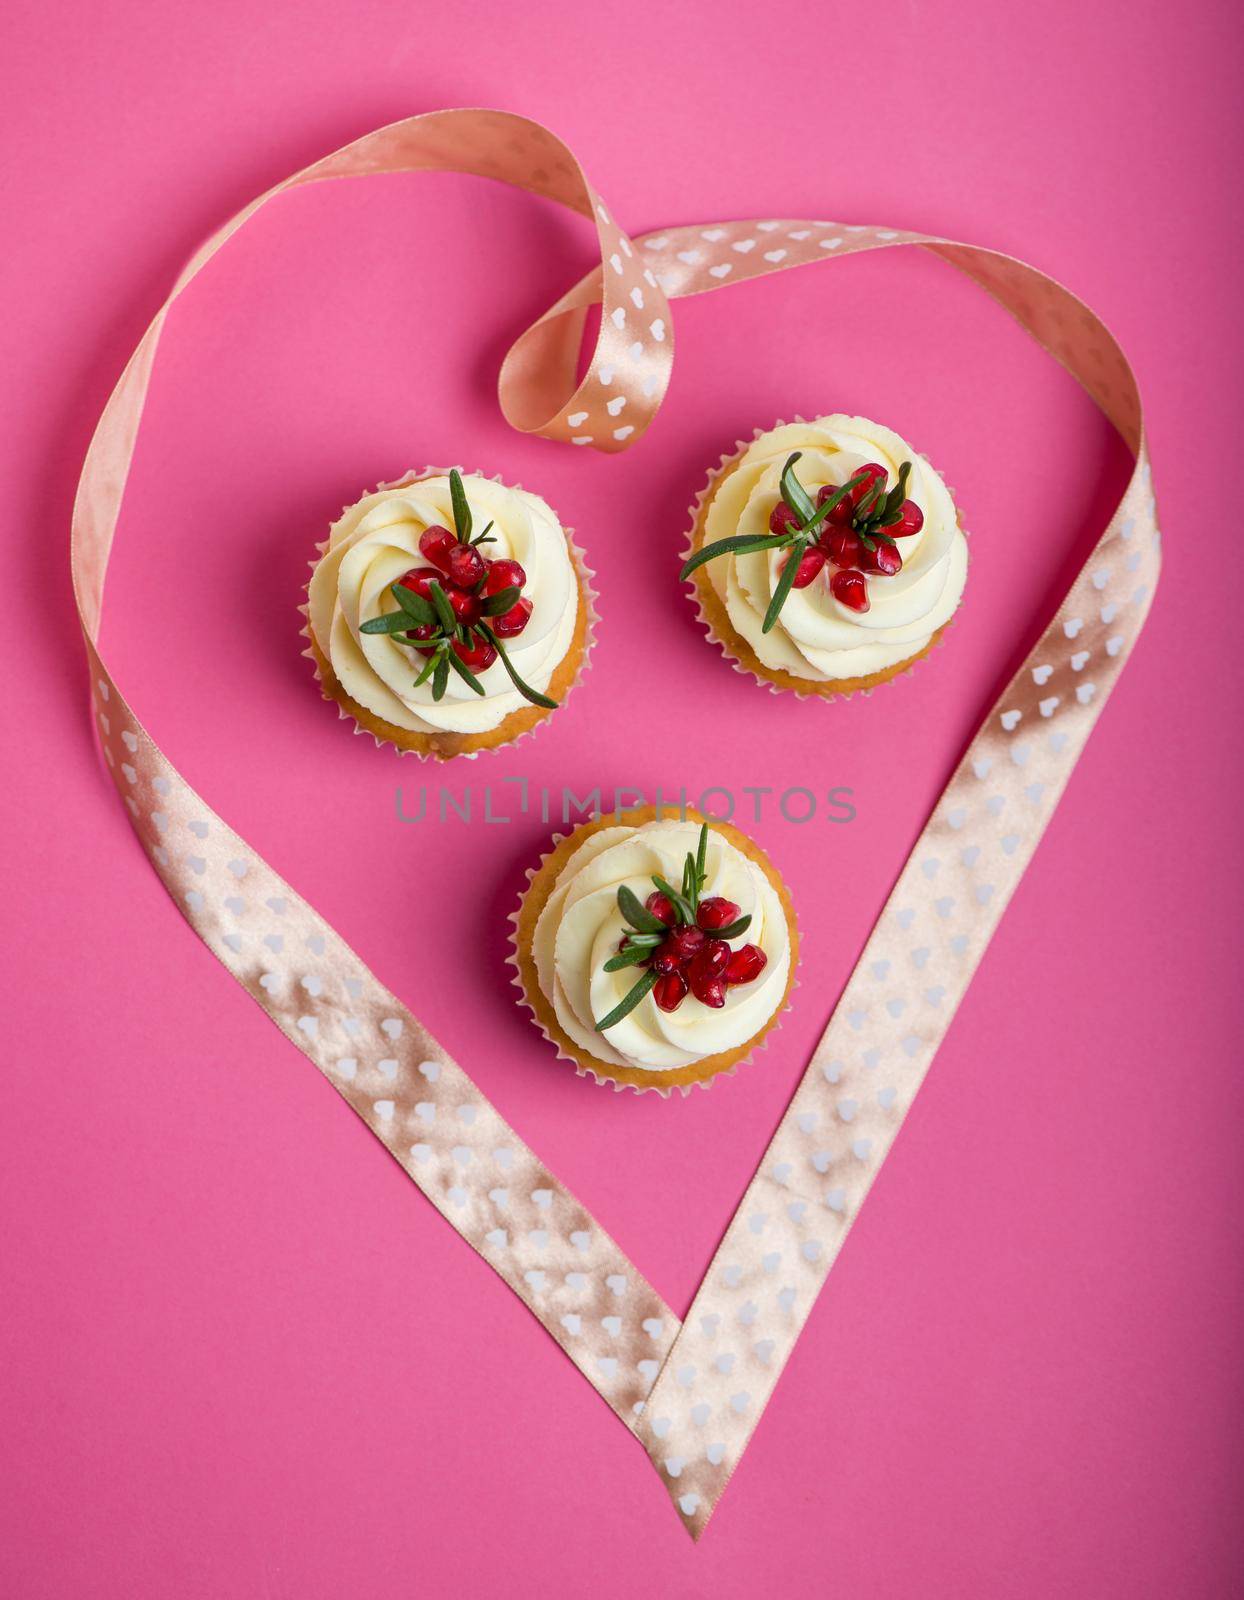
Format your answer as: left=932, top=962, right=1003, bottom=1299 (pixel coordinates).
left=532, top=819, right=791, bottom=1073
left=308, top=472, right=578, bottom=734
left=702, top=416, right=968, bottom=680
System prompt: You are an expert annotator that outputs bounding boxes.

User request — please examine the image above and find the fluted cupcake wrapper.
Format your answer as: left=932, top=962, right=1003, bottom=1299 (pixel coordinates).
left=302, top=465, right=598, bottom=761
left=682, top=419, right=968, bottom=702
left=507, top=807, right=801, bottom=1099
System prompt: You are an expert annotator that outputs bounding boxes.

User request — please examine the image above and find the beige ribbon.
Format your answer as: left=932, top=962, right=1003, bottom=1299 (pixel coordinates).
left=72, top=110, right=1159, bottom=1540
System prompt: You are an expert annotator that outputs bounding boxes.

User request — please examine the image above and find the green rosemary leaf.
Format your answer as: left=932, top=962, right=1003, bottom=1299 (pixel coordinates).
left=714, top=914, right=753, bottom=940
left=624, top=931, right=666, bottom=948
left=444, top=648, right=486, bottom=697
left=603, top=948, right=654, bottom=973
left=617, top=885, right=667, bottom=933
left=428, top=579, right=456, bottom=635
left=412, top=651, right=439, bottom=688
left=762, top=543, right=801, bottom=633
left=480, top=586, right=521, bottom=618
left=779, top=452, right=816, bottom=523
left=695, top=824, right=708, bottom=896
left=470, top=520, right=495, bottom=547
left=856, top=480, right=885, bottom=520
left=389, top=583, right=436, bottom=625
left=680, top=531, right=791, bottom=580
left=594, top=966, right=659, bottom=1031
left=652, top=875, right=695, bottom=926
left=431, top=653, right=449, bottom=701
left=361, top=609, right=425, bottom=635
left=477, top=624, right=558, bottom=710
left=449, top=467, right=472, bottom=542
left=882, top=461, right=911, bottom=520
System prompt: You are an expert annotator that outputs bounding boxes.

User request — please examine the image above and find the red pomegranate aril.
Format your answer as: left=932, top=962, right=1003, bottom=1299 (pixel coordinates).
left=816, top=483, right=855, bottom=526
left=786, top=546, right=826, bottom=589
left=696, top=897, right=740, bottom=932
left=725, top=944, right=767, bottom=985
left=446, top=543, right=486, bottom=589
left=891, top=499, right=924, bottom=538
left=859, top=540, right=903, bottom=577
left=830, top=569, right=871, bottom=613
left=645, top=892, right=675, bottom=925
left=491, top=597, right=532, bottom=639
left=665, top=924, right=705, bottom=963
left=484, top=558, right=526, bottom=595
left=824, top=527, right=865, bottom=569
left=688, top=970, right=727, bottom=1008
left=654, top=971, right=689, bottom=1013
left=418, top=525, right=458, bottom=573
left=651, top=936, right=683, bottom=975
left=399, top=565, right=443, bottom=600
left=849, top=462, right=888, bottom=505
left=447, top=586, right=481, bottom=625
left=688, top=939, right=730, bottom=984
left=452, top=635, right=497, bottom=672
left=408, top=623, right=439, bottom=657
left=769, top=501, right=801, bottom=537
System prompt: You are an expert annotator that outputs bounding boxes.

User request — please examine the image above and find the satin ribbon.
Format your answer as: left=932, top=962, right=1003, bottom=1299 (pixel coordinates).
left=72, top=109, right=1159, bottom=1540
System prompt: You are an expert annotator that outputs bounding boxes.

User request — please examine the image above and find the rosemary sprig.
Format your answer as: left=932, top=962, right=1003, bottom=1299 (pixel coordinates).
left=594, top=824, right=754, bottom=1030
left=355, top=469, right=560, bottom=710
left=679, top=452, right=914, bottom=632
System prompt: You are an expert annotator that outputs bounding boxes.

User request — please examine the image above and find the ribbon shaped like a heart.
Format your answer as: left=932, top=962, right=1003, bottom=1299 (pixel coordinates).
left=72, top=109, right=1159, bottom=1539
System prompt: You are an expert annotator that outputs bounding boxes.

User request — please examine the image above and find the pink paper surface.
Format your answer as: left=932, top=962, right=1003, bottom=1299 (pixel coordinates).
left=1, top=1, right=1241, bottom=1594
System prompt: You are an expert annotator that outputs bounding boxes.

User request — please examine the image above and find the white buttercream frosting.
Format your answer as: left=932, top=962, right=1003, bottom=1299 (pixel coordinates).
left=700, top=416, right=967, bottom=681
left=308, top=472, right=578, bottom=734
left=531, top=819, right=791, bottom=1074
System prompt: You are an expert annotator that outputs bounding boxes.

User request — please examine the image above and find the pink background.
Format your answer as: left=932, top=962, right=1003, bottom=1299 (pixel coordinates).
left=2, top=0, right=1241, bottom=1594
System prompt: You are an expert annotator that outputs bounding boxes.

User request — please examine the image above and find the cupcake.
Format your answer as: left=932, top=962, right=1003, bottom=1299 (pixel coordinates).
left=682, top=416, right=968, bottom=696
left=306, top=468, right=590, bottom=758
left=512, top=807, right=798, bottom=1094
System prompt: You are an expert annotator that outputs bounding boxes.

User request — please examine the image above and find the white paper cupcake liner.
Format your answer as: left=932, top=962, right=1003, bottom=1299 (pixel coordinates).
left=682, top=417, right=969, bottom=702
left=301, top=465, right=598, bottom=761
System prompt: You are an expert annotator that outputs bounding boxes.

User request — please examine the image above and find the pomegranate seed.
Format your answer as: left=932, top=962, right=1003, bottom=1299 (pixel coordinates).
left=688, top=940, right=730, bottom=985
left=408, top=623, right=439, bottom=657
left=688, top=969, right=727, bottom=1008
left=849, top=462, right=888, bottom=506
left=651, top=936, right=683, bottom=975
left=769, top=501, right=801, bottom=537
left=484, top=558, right=526, bottom=595
left=786, top=546, right=826, bottom=589
left=816, top=484, right=855, bottom=526
left=452, top=635, right=497, bottom=672
left=696, top=897, right=740, bottom=932
left=823, top=527, right=865, bottom=568
left=654, top=972, right=689, bottom=1013
left=859, top=540, right=903, bottom=577
left=665, top=925, right=705, bottom=963
left=830, top=570, right=870, bottom=612
left=446, top=543, right=486, bottom=589
left=447, top=586, right=481, bottom=625
left=399, top=566, right=443, bottom=600
left=491, top=598, right=532, bottom=638
left=418, top=525, right=458, bottom=573
left=891, top=499, right=924, bottom=538
left=724, top=944, right=767, bottom=985
left=645, top=892, right=675, bottom=925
